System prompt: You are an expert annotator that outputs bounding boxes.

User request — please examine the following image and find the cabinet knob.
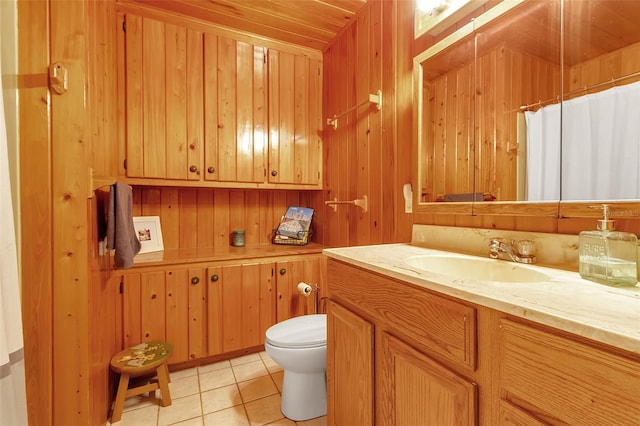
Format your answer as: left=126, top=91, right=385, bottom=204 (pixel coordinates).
left=189, top=165, right=199, bottom=173
left=217, top=123, right=224, bottom=129
left=191, top=276, right=200, bottom=285
left=271, top=170, right=278, bottom=177
left=279, top=268, right=286, bottom=275
left=210, top=274, right=219, bottom=282
left=207, top=166, right=215, bottom=174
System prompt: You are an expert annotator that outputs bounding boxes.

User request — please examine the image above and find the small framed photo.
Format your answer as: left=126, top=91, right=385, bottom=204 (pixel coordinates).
left=133, top=216, right=164, bottom=253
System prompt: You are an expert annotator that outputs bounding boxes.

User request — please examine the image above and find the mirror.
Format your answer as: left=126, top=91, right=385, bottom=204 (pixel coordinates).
left=414, top=0, right=640, bottom=215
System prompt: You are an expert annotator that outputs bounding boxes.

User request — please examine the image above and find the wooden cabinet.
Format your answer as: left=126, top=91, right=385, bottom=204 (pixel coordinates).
left=327, top=300, right=374, bottom=426
left=121, top=13, right=323, bottom=189
left=327, top=259, right=478, bottom=426
left=327, top=258, right=640, bottom=425
left=121, top=266, right=206, bottom=364
left=203, top=34, right=267, bottom=184
left=267, top=50, right=322, bottom=186
left=206, top=262, right=275, bottom=355
left=120, top=253, right=326, bottom=365
left=124, top=14, right=204, bottom=180
left=378, top=331, right=477, bottom=426
left=498, top=318, right=640, bottom=425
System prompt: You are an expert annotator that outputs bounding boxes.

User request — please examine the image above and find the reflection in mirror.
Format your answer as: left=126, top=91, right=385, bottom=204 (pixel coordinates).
left=416, top=0, right=562, bottom=205
left=415, top=0, right=639, bottom=211
left=559, top=0, right=639, bottom=201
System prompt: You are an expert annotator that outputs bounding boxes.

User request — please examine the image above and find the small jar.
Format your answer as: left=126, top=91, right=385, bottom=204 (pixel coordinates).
left=232, top=229, right=245, bottom=247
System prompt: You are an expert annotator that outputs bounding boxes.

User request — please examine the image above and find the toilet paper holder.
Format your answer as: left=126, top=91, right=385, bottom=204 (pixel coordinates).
left=298, top=282, right=320, bottom=314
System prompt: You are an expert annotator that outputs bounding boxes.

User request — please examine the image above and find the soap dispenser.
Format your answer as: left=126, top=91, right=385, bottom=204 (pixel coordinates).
left=578, top=204, right=638, bottom=286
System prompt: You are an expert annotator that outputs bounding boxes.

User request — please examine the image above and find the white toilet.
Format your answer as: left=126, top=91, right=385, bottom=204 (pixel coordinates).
left=264, top=314, right=327, bottom=421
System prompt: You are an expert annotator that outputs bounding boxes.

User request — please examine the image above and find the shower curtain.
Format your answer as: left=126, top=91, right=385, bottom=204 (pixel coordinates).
left=0, top=54, right=28, bottom=424
left=525, top=80, right=640, bottom=201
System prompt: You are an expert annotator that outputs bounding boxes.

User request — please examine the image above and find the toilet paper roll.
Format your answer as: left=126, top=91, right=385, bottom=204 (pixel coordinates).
left=297, top=282, right=313, bottom=296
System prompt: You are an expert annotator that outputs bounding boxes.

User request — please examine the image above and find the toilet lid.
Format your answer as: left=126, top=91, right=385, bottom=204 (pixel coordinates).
left=265, top=314, right=326, bottom=348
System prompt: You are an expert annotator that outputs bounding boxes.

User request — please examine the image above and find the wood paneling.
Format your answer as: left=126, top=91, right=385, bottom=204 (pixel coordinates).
left=18, top=0, right=53, bottom=424
left=320, top=0, right=413, bottom=248
left=131, top=187, right=319, bottom=248
left=124, top=0, right=367, bottom=51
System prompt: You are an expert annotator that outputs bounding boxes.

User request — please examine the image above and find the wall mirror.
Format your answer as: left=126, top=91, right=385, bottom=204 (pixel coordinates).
left=414, top=0, right=640, bottom=216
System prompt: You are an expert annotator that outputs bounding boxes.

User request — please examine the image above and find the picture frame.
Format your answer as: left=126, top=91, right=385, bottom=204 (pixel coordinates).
left=133, top=216, right=164, bottom=253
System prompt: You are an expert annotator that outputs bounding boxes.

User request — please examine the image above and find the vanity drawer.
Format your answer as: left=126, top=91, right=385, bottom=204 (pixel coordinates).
left=498, top=318, right=640, bottom=425
left=327, top=259, right=477, bottom=371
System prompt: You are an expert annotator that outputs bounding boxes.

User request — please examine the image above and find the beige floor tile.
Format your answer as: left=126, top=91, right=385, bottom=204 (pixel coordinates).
left=169, top=374, right=200, bottom=399
left=157, top=394, right=202, bottom=426
left=297, top=416, right=327, bottom=426
left=203, top=406, right=250, bottom=426
left=198, top=359, right=231, bottom=374
left=201, top=384, right=243, bottom=415
left=233, top=360, right=269, bottom=382
left=262, top=356, right=283, bottom=374
left=171, top=417, right=204, bottom=426
left=170, top=366, right=198, bottom=381
left=264, top=419, right=296, bottom=425
left=271, top=370, right=284, bottom=393
left=121, top=393, right=161, bottom=413
left=244, top=394, right=285, bottom=425
left=199, top=367, right=236, bottom=391
left=238, top=375, right=278, bottom=403
left=230, top=353, right=262, bottom=366
left=113, top=404, right=158, bottom=426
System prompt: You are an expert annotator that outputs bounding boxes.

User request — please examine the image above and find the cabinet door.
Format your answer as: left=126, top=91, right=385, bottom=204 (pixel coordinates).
left=267, top=49, right=322, bottom=187
left=203, top=35, right=267, bottom=183
left=378, top=331, right=477, bottom=426
left=326, top=300, right=373, bottom=426
left=275, top=255, right=326, bottom=321
left=122, top=268, right=206, bottom=364
left=124, top=14, right=203, bottom=180
left=207, top=262, right=275, bottom=355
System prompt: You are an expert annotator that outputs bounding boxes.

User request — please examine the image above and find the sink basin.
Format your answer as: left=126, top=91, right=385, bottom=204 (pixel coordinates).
left=404, top=254, right=551, bottom=283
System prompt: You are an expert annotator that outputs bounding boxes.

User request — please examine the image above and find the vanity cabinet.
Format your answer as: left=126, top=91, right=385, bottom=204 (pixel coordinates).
left=120, top=12, right=322, bottom=189
left=497, top=318, right=640, bottom=425
left=119, top=253, right=326, bottom=365
left=326, top=256, right=640, bottom=426
left=327, top=259, right=478, bottom=426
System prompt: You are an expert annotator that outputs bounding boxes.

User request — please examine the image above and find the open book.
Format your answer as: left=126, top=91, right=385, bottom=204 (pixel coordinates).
left=274, top=206, right=314, bottom=244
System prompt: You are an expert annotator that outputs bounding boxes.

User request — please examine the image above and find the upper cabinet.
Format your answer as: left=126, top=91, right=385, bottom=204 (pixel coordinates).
left=120, top=13, right=323, bottom=189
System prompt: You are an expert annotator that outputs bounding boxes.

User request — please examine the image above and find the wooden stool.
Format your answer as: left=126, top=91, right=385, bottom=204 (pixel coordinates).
left=110, top=341, right=173, bottom=423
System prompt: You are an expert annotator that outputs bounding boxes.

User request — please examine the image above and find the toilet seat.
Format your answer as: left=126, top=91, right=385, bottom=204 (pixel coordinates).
left=265, top=314, right=326, bottom=349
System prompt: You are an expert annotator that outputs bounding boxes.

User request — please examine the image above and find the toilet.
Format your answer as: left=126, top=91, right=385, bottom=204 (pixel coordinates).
left=264, top=314, right=327, bottom=421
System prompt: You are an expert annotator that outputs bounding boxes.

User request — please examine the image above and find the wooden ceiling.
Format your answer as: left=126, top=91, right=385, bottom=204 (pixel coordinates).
left=127, top=0, right=368, bottom=51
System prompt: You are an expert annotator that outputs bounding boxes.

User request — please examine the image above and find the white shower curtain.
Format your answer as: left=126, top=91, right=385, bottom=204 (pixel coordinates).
left=0, top=53, right=28, bottom=424
left=525, top=80, right=640, bottom=201
left=524, top=103, right=561, bottom=200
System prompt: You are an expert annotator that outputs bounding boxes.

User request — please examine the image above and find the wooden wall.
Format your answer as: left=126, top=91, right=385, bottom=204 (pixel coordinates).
left=318, top=0, right=414, bottom=248
left=131, top=187, right=318, bottom=247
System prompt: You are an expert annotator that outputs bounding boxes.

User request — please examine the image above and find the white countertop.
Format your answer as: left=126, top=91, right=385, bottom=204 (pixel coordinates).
left=323, top=243, right=640, bottom=354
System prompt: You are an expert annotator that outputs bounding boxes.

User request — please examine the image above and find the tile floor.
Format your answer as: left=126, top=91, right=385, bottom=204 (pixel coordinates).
left=108, top=351, right=327, bottom=426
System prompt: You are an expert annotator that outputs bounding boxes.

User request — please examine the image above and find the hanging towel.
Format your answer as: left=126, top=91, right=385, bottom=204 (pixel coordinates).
left=106, top=181, right=141, bottom=268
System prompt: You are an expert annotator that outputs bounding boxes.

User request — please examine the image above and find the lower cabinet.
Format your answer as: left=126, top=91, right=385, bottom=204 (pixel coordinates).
left=326, top=300, right=374, bottom=426
left=327, top=258, right=640, bottom=426
left=120, top=254, right=325, bottom=365
left=498, top=318, right=640, bottom=425
left=378, top=332, right=477, bottom=426
left=327, top=259, right=478, bottom=426
left=122, top=267, right=206, bottom=364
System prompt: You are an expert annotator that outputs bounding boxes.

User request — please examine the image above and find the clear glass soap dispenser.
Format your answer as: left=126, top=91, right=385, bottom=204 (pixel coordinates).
left=578, top=204, right=638, bottom=286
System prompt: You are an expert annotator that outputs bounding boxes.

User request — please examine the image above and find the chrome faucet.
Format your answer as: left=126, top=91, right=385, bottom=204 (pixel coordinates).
left=488, top=238, right=537, bottom=264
